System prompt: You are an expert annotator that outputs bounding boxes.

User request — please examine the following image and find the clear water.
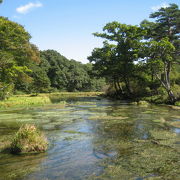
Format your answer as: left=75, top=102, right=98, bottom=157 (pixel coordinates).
left=0, top=96, right=179, bottom=180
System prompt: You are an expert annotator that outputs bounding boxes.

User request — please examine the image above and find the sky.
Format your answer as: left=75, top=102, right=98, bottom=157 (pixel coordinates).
left=0, top=0, right=179, bottom=63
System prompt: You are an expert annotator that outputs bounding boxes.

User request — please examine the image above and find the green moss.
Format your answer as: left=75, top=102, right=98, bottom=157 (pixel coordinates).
left=89, top=115, right=128, bottom=121
left=150, top=129, right=176, bottom=140
left=149, top=129, right=179, bottom=147
left=152, top=118, right=166, bottom=123
left=63, top=130, right=86, bottom=134
left=91, top=141, right=180, bottom=180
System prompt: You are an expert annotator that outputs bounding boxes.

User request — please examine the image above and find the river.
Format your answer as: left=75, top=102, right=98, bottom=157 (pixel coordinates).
left=0, top=96, right=179, bottom=180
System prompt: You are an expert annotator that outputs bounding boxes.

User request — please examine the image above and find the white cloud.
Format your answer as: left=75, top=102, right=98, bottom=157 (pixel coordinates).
left=151, top=2, right=169, bottom=11
left=16, top=2, right=43, bottom=14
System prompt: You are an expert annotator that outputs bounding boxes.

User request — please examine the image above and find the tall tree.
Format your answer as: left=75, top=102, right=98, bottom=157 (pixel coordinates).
left=0, top=17, right=40, bottom=99
left=89, top=22, right=145, bottom=97
left=150, top=4, right=180, bottom=41
left=141, top=4, right=180, bottom=103
left=146, top=38, right=176, bottom=103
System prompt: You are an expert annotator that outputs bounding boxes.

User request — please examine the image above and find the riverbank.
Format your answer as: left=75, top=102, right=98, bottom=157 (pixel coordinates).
left=0, top=92, right=103, bottom=110
left=103, top=92, right=180, bottom=108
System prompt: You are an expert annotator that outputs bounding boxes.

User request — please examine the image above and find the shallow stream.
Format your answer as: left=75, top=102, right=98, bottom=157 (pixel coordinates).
left=0, top=96, right=179, bottom=180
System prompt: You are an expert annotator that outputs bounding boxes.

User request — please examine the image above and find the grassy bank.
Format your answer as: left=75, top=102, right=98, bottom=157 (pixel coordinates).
left=0, top=92, right=103, bottom=110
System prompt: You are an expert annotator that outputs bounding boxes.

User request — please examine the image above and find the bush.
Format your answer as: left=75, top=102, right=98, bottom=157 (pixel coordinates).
left=137, top=100, right=149, bottom=105
left=10, top=124, right=48, bottom=154
left=0, top=83, right=14, bottom=100
left=175, top=101, right=180, bottom=106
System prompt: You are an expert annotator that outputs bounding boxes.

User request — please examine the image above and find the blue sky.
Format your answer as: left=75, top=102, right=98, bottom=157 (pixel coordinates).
left=0, top=0, right=179, bottom=63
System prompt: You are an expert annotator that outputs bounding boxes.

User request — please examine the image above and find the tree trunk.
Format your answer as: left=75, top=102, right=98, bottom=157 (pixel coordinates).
left=117, top=81, right=124, bottom=94
left=155, top=73, right=176, bottom=104
left=167, top=89, right=176, bottom=104
left=124, top=77, right=132, bottom=97
left=113, top=80, right=119, bottom=96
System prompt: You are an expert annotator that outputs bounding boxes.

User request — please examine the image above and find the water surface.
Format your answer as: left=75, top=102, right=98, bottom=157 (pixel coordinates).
left=0, top=96, right=179, bottom=180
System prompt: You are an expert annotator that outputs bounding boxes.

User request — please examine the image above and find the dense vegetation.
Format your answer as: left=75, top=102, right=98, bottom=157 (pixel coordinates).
left=0, top=17, right=105, bottom=99
left=0, top=2, right=180, bottom=104
left=88, top=3, right=180, bottom=104
left=10, top=124, right=48, bottom=154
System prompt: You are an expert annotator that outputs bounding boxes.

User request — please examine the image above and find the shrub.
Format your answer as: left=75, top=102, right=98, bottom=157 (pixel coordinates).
left=10, top=124, right=48, bottom=154
left=137, top=100, right=149, bottom=105
left=175, top=101, right=180, bottom=106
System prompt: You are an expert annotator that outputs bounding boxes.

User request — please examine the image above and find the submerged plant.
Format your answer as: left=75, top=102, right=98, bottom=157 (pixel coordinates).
left=10, top=124, right=48, bottom=154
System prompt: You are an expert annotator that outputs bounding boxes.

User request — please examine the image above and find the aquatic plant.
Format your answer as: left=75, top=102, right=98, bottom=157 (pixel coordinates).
left=137, top=101, right=149, bottom=106
left=10, top=124, right=48, bottom=154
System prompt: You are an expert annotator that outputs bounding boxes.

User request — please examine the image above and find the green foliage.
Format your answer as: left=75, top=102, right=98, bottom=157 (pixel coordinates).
left=0, top=83, right=14, bottom=100
left=0, top=17, right=40, bottom=98
left=10, top=124, right=48, bottom=154
left=0, top=16, right=105, bottom=97
left=89, top=22, right=148, bottom=98
left=40, top=50, right=106, bottom=92
left=175, top=101, right=180, bottom=106
left=89, top=4, right=180, bottom=104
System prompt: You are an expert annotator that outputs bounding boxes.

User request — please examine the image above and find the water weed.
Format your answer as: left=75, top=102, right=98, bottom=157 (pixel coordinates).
left=10, top=124, right=48, bottom=154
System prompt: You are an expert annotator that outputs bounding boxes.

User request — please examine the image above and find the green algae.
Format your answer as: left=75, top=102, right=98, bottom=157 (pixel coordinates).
left=152, top=117, right=166, bottom=123
left=63, top=130, right=86, bottom=134
left=150, top=129, right=177, bottom=140
left=149, top=129, right=179, bottom=148
left=167, top=121, right=180, bottom=128
left=88, top=115, right=129, bottom=121
left=0, top=153, right=45, bottom=180
left=89, top=140, right=180, bottom=180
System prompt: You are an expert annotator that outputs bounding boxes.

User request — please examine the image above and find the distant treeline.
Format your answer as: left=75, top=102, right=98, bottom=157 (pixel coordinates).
left=88, top=3, right=180, bottom=104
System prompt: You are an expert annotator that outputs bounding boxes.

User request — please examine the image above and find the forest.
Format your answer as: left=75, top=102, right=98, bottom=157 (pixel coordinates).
left=0, top=2, right=180, bottom=105
left=0, top=17, right=105, bottom=98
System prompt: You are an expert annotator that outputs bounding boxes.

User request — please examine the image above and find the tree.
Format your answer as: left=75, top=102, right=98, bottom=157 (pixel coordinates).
left=40, top=50, right=69, bottom=90
left=146, top=38, right=177, bottom=103
left=31, top=66, right=51, bottom=94
left=141, top=4, right=180, bottom=103
left=150, top=4, right=180, bottom=64
left=66, top=60, right=90, bottom=91
left=0, top=17, right=40, bottom=99
left=89, top=22, right=145, bottom=97
left=141, top=4, right=180, bottom=60
left=150, top=4, right=180, bottom=41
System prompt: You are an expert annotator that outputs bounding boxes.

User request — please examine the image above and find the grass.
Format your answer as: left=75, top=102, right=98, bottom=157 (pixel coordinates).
left=0, top=96, right=51, bottom=109
left=10, top=124, right=48, bottom=154
left=0, top=92, right=103, bottom=109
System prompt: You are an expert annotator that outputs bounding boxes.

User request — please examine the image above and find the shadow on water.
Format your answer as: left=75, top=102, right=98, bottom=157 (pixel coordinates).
left=0, top=96, right=179, bottom=180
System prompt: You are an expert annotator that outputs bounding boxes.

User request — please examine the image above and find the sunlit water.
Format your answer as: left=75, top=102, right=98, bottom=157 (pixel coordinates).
left=0, top=96, right=179, bottom=180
